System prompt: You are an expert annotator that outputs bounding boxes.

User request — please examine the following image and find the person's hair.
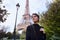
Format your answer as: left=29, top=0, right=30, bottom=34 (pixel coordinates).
left=32, top=13, right=39, bottom=21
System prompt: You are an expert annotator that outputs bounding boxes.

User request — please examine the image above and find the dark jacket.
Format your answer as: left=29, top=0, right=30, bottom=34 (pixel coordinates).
left=26, top=24, right=46, bottom=40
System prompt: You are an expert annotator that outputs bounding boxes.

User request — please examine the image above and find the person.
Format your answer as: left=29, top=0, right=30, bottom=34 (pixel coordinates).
left=26, top=13, right=46, bottom=40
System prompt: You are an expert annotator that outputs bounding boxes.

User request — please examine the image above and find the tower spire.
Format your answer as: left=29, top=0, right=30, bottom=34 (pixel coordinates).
left=25, top=0, right=29, bottom=14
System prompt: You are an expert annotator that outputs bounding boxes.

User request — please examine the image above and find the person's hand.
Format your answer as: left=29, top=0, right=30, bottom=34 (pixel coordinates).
left=40, top=28, right=45, bottom=33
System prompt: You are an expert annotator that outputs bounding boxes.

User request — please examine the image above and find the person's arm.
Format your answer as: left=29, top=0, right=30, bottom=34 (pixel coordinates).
left=40, top=28, right=46, bottom=40
left=26, top=26, right=31, bottom=40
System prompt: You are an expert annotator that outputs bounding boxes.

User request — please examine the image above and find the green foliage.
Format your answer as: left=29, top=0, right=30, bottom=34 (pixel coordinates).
left=20, top=31, right=26, bottom=40
left=0, top=8, right=10, bottom=22
left=0, top=30, right=7, bottom=39
left=40, top=0, right=60, bottom=40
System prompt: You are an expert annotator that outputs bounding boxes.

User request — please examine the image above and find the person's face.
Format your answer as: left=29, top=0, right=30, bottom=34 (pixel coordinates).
left=32, top=15, right=39, bottom=23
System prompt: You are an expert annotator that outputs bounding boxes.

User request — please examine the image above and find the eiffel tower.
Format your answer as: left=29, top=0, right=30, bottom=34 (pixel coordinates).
left=17, top=0, right=32, bottom=32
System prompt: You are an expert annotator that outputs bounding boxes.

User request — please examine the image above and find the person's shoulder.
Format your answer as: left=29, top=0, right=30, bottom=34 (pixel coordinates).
left=27, top=24, right=34, bottom=28
left=38, top=25, right=44, bottom=28
left=40, top=26, right=44, bottom=28
left=27, top=24, right=32, bottom=27
left=26, top=24, right=33, bottom=30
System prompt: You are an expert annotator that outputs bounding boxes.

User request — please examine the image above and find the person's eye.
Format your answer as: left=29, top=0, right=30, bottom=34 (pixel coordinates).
left=34, top=16, right=36, bottom=17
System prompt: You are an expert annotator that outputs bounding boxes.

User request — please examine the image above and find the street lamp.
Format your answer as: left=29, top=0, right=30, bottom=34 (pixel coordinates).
left=0, top=0, right=2, bottom=4
left=13, top=3, right=20, bottom=40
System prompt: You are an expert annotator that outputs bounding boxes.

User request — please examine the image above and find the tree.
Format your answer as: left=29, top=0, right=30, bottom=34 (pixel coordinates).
left=7, top=32, right=12, bottom=39
left=0, top=7, right=9, bottom=22
left=40, top=0, right=60, bottom=40
left=0, top=26, right=7, bottom=39
left=0, top=25, right=11, bottom=40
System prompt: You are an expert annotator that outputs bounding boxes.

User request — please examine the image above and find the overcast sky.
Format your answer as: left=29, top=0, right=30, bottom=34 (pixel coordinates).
left=0, top=0, right=53, bottom=32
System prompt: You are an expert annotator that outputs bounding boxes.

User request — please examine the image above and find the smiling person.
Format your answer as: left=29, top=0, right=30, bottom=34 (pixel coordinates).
left=26, top=13, right=46, bottom=40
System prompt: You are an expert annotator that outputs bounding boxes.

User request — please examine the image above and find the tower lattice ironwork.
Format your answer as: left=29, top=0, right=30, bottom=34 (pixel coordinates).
left=17, top=0, right=31, bottom=32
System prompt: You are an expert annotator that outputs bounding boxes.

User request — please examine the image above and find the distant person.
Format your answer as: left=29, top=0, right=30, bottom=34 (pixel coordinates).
left=26, top=13, right=46, bottom=40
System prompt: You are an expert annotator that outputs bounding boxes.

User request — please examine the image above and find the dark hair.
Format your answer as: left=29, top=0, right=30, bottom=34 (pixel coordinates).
left=32, top=13, right=39, bottom=19
left=32, top=13, right=39, bottom=21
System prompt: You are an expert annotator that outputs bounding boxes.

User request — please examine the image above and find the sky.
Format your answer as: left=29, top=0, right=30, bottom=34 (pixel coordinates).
left=0, top=0, right=53, bottom=32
